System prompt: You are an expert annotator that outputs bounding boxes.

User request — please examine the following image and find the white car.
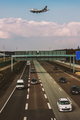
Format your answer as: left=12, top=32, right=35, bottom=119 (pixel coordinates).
left=16, top=79, right=24, bottom=89
left=57, top=98, right=72, bottom=112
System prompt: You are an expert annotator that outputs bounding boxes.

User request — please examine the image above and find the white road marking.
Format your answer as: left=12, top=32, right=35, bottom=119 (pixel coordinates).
left=44, top=94, right=47, bottom=98
left=39, top=80, right=41, bottom=82
left=42, top=88, right=44, bottom=91
left=28, top=80, right=30, bottom=83
left=28, top=84, right=30, bottom=87
left=59, top=88, right=62, bottom=91
left=54, top=118, right=56, bottom=120
left=27, top=88, right=29, bottom=93
left=67, top=97, right=72, bottom=103
left=20, top=64, right=26, bottom=79
left=41, top=84, right=43, bottom=86
left=51, top=118, right=53, bottom=120
left=25, top=103, right=28, bottom=110
left=47, top=103, right=51, bottom=109
left=28, top=77, right=30, bottom=80
left=27, top=94, right=29, bottom=99
left=0, top=86, right=16, bottom=113
left=54, top=81, right=56, bottom=84
left=23, top=117, right=27, bottom=120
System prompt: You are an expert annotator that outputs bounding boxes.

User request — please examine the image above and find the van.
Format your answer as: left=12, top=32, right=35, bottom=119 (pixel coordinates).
left=16, top=79, right=24, bottom=89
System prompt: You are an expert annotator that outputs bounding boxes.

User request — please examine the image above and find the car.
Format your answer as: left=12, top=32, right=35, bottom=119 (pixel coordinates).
left=59, top=77, right=67, bottom=83
left=31, top=78, right=37, bottom=84
left=57, top=98, right=72, bottom=112
left=70, top=85, right=80, bottom=94
left=53, top=66, right=58, bottom=70
left=31, top=68, right=35, bottom=73
left=16, top=79, right=24, bottom=89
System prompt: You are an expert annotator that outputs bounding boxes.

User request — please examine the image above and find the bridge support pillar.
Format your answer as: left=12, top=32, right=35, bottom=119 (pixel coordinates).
left=11, top=56, right=13, bottom=72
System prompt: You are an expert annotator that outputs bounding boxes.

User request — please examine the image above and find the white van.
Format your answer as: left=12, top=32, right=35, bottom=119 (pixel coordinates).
left=16, top=79, right=24, bottom=89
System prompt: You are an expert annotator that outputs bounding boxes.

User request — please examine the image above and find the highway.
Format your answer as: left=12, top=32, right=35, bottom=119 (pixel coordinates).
left=0, top=61, right=80, bottom=120
left=34, top=61, right=80, bottom=120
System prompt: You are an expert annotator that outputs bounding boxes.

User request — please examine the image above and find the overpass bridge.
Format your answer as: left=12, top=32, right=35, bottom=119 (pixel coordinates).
left=11, top=51, right=76, bottom=72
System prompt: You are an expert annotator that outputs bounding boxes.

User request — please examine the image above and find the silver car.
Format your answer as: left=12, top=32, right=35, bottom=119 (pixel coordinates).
left=57, top=98, right=72, bottom=112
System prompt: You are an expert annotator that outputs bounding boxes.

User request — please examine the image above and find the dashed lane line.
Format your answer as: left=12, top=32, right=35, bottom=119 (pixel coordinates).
left=27, top=88, right=29, bottom=93
left=59, top=87, right=62, bottom=91
left=25, top=103, right=28, bottom=110
left=23, top=117, right=27, bottom=120
left=44, top=94, right=47, bottom=98
left=47, top=103, right=51, bottom=109
left=27, top=94, right=29, bottom=99
left=41, top=83, right=43, bottom=86
left=42, top=88, right=44, bottom=91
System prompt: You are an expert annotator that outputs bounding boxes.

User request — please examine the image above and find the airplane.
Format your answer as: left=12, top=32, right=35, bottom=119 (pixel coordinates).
left=29, top=6, right=50, bottom=13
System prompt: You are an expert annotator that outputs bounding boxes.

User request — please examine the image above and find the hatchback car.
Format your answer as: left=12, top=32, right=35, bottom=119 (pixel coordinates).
left=70, top=85, right=80, bottom=94
left=53, top=66, right=58, bottom=70
left=31, top=68, right=35, bottom=73
left=16, top=79, right=24, bottom=89
left=57, top=98, right=72, bottom=112
left=59, top=77, right=67, bottom=83
left=31, top=78, right=37, bottom=84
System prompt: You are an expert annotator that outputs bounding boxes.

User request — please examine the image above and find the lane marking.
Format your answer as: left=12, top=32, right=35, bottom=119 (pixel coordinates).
left=23, top=117, right=27, bottom=120
left=20, top=64, right=26, bottom=79
left=41, top=83, right=42, bottom=86
left=59, top=88, right=62, bottom=91
left=28, top=77, right=30, bottom=80
left=68, top=82, right=69, bottom=84
left=28, top=80, right=30, bottom=83
left=27, top=88, right=29, bottom=93
left=44, top=94, right=47, bottom=98
left=54, top=81, right=56, bottom=84
left=0, top=86, right=16, bottom=113
left=67, top=97, right=72, bottom=103
left=28, top=84, right=30, bottom=87
left=51, top=118, right=53, bottom=120
left=54, top=118, right=56, bottom=120
left=39, top=80, right=41, bottom=82
left=47, top=103, right=51, bottom=109
left=25, top=103, right=28, bottom=110
left=27, top=94, right=29, bottom=99
left=42, top=88, right=44, bottom=91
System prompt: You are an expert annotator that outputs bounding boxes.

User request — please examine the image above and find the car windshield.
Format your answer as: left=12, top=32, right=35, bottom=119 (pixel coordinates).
left=60, top=77, right=65, bottom=80
left=17, top=83, right=24, bottom=85
left=31, top=79, right=37, bottom=82
left=60, top=101, right=70, bottom=105
left=72, top=87, right=79, bottom=90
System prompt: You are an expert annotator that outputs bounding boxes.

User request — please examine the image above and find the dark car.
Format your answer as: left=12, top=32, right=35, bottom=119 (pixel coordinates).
left=70, top=85, right=80, bottom=94
left=59, top=77, right=67, bottom=83
left=53, top=66, right=58, bottom=70
left=31, top=78, right=37, bottom=84
left=31, top=68, right=35, bottom=73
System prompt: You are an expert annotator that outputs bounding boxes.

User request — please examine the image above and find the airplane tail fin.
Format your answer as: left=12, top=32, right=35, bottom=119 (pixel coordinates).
left=44, top=6, right=47, bottom=10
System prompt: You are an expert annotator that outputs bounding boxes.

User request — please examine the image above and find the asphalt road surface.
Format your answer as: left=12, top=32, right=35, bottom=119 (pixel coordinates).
left=0, top=62, right=55, bottom=120
left=34, top=61, right=80, bottom=120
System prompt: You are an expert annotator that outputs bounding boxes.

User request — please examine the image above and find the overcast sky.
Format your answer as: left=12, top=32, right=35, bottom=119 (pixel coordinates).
left=0, top=0, right=80, bottom=51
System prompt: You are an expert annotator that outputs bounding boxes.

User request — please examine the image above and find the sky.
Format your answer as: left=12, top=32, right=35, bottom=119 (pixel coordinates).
left=0, top=0, right=80, bottom=51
